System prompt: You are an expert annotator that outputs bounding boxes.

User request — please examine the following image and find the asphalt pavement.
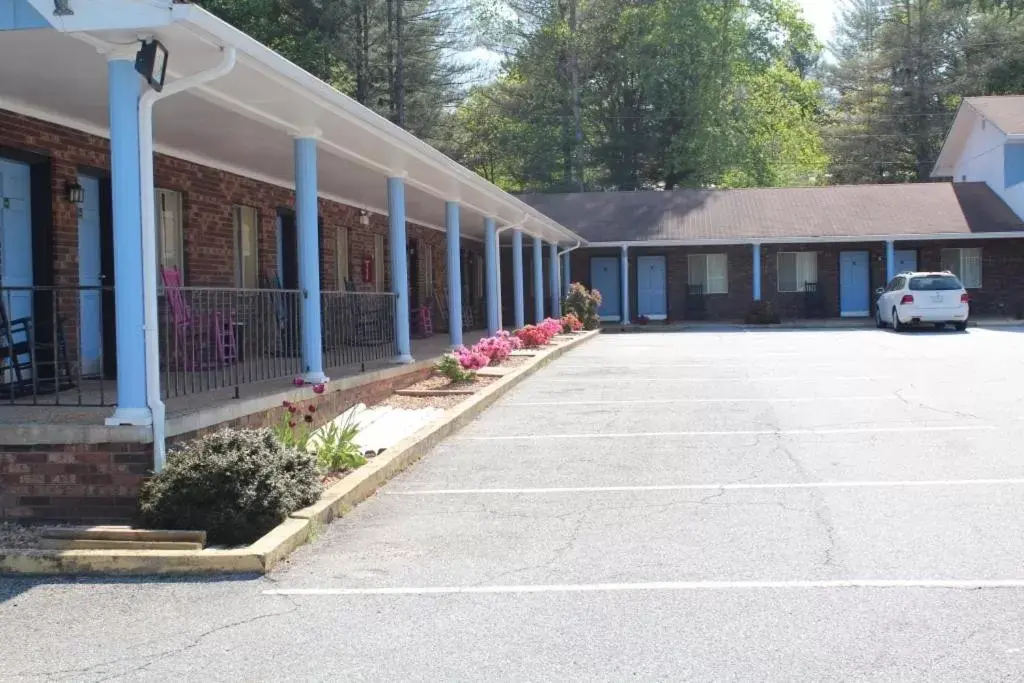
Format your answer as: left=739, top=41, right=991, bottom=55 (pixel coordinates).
left=3, top=327, right=1024, bottom=681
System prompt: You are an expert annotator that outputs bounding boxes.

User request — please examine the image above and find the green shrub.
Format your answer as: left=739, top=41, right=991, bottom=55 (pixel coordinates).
left=315, top=412, right=367, bottom=473
left=745, top=301, right=780, bottom=325
left=563, top=282, right=602, bottom=330
left=137, top=428, right=323, bottom=547
left=436, top=353, right=475, bottom=382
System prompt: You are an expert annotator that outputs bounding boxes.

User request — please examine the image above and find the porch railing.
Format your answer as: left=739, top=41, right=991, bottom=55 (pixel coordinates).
left=0, top=285, right=116, bottom=407
left=160, top=286, right=304, bottom=399
left=321, top=290, right=398, bottom=370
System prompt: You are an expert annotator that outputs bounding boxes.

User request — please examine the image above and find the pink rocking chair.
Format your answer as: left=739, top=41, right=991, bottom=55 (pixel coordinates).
left=161, top=267, right=238, bottom=371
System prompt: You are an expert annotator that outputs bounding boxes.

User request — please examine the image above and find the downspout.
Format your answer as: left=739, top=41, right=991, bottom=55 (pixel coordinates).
left=557, top=240, right=582, bottom=258
left=139, top=46, right=237, bottom=471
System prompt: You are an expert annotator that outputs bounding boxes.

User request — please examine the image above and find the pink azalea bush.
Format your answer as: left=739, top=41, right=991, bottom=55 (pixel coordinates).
left=514, top=325, right=549, bottom=348
left=472, top=335, right=514, bottom=366
left=539, top=318, right=562, bottom=338
left=453, top=345, right=490, bottom=371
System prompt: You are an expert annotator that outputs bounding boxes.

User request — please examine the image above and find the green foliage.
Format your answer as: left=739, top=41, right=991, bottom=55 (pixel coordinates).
left=436, top=353, right=476, bottom=382
left=273, top=402, right=312, bottom=452
left=314, top=413, right=367, bottom=473
left=137, top=428, right=323, bottom=547
left=563, top=282, right=602, bottom=330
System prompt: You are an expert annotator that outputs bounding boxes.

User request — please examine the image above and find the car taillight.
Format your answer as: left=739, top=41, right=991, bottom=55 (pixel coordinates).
left=961, top=293, right=970, bottom=303
left=900, top=294, right=914, bottom=305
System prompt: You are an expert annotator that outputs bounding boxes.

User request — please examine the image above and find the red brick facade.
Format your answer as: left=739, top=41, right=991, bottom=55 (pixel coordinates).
left=569, top=240, right=1024, bottom=321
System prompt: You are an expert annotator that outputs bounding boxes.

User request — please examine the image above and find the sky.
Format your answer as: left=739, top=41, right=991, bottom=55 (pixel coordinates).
left=796, top=0, right=839, bottom=46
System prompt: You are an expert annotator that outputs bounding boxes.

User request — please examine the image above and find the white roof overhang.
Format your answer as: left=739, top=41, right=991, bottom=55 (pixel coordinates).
left=0, top=1, right=582, bottom=245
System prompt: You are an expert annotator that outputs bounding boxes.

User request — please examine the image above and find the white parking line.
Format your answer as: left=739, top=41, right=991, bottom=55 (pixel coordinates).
left=387, top=478, right=1024, bottom=496
left=545, top=376, right=891, bottom=383
left=263, top=579, right=1024, bottom=597
left=458, top=425, right=995, bottom=441
left=507, top=396, right=902, bottom=407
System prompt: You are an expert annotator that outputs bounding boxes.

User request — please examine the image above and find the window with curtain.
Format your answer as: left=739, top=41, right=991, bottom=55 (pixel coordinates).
left=336, top=226, right=350, bottom=287
left=155, top=188, right=184, bottom=280
left=940, top=247, right=982, bottom=288
left=687, top=253, right=728, bottom=294
left=233, top=205, right=259, bottom=288
left=777, top=252, right=817, bottom=293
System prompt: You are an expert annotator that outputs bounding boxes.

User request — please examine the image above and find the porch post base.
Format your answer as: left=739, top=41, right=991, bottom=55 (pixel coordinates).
left=393, top=354, right=415, bottom=365
left=105, top=407, right=153, bottom=427
left=302, top=372, right=329, bottom=385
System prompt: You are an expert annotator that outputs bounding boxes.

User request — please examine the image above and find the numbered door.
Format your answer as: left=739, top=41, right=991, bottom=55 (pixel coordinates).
left=590, top=256, right=621, bottom=320
left=0, top=158, right=33, bottom=323
left=895, top=249, right=917, bottom=274
left=636, top=255, right=667, bottom=320
left=839, top=250, right=870, bottom=317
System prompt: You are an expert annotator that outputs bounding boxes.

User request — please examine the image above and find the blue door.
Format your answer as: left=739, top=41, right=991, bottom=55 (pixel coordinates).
left=895, top=249, right=917, bottom=274
left=839, top=250, right=870, bottom=317
left=78, top=175, right=103, bottom=377
left=590, top=256, right=620, bottom=320
left=0, top=158, right=33, bottom=324
left=636, top=255, right=667, bottom=319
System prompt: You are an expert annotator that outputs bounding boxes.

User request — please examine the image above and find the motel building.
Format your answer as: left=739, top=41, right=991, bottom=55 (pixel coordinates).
left=2, top=0, right=1024, bottom=523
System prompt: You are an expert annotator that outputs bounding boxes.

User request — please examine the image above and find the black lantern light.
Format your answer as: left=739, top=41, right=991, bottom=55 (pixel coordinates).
left=135, top=39, right=169, bottom=92
left=66, top=181, right=85, bottom=205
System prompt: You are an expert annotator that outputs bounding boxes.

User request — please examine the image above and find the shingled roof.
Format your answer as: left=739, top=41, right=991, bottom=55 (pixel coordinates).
left=519, top=182, right=1024, bottom=244
left=965, top=96, right=1024, bottom=135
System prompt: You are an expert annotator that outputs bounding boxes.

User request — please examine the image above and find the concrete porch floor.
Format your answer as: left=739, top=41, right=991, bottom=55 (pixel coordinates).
left=0, top=331, right=486, bottom=439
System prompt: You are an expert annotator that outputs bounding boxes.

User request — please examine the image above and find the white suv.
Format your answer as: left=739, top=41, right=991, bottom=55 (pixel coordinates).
left=875, top=272, right=970, bottom=332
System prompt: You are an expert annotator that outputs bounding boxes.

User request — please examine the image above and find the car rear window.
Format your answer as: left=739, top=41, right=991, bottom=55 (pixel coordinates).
left=909, top=275, right=962, bottom=291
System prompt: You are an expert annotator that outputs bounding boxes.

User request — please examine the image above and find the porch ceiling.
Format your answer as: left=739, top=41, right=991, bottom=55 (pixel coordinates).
left=0, top=13, right=580, bottom=245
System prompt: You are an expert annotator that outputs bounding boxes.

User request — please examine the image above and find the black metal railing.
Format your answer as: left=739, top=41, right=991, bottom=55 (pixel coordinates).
left=802, top=281, right=826, bottom=318
left=0, top=285, right=115, bottom=406
left=685, top=284, right=707, bottom=320
left=321, top=291, right=398, bottom=370
left=160, top=286, right=303, bottom=399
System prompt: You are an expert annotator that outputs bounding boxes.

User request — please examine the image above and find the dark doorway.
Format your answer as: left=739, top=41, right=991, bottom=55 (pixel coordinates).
left=408, top=241, right=420, bottom=308
left=277, top=209, right=299, bottom=289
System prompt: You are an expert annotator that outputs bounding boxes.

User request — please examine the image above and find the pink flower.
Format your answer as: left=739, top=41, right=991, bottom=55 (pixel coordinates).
left=313, top=383, right=325, bottom=394
left=293, top=377, right=305, bottom=387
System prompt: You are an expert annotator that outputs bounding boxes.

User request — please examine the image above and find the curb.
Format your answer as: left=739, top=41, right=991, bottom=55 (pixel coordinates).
left=0, top=330, right=598, bottom=576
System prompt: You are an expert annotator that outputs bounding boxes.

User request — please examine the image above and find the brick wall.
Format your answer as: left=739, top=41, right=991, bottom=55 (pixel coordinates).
left=0, top=364, right=433, bottom=523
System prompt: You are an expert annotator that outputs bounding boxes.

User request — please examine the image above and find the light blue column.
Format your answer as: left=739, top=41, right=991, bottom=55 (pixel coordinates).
left=620, top=245, right=630, bottom=325
left=294, top=137, right=327, bottom=383
left=446, top=201, right=463, bottom=347
left=885, top=240, right=896, bottom=281
left=388, top=177, right=413, bottom=362
left=562, top=251, right=571, bottom=298
left=752, top=243, right=762, bottom=301
left=549, top=243, right=560, bottom=316
left=533, top=237, right=544, bottom=322
left=484, top=217, right=499, bottom=336
left=512, top=229, right=525, bottom=328
left=106, top=57, right=149, bottom=426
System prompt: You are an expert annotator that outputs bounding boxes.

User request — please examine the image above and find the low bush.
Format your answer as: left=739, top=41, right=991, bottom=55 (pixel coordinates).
left=515, top=324, right=549, bottom=348
left=137, top=428, right=323, bottom=546
left=561, top=313, right=583, bottom=333
left=745, top=300, right=781, bottom=325
left=453, top=345, right=490, bottom=371
left=563, top=283, right=602, bottom=330
left=314, top=410, right=366, bottom=473
left=436, top=352, right=476, bottom=382
left=539, top=318, right=563, bottom=338
left=472, top=334, right=514, bottom=365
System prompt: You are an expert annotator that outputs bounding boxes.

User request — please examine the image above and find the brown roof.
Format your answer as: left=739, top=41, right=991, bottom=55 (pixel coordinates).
left=519, top=183, right=1024, bottom=243
left=965, top=96, right=1024, bottom=135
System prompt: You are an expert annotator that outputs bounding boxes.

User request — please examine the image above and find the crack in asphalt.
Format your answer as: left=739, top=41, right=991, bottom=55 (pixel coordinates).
left=893, top=388, right=985, bottom=422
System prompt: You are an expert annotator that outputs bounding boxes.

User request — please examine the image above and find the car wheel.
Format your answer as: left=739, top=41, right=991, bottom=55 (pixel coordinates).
left=876, top=308, right=886, bottom=329
left=955, top=321, right=968, bottom=332
left=892, top=308, right=902, bottom=332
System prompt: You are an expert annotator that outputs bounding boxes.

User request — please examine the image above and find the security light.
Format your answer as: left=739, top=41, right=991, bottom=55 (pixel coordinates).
left=135, top=39, right=169, bottom=92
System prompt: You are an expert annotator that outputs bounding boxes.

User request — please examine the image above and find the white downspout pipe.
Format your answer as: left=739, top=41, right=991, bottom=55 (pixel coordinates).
left=139, top=46, right=237, bottom=472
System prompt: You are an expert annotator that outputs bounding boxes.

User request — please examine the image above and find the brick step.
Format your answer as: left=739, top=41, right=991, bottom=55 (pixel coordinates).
left=38, top=526, right=206, bottom=545
left=38, top=538, right=203, bottom=551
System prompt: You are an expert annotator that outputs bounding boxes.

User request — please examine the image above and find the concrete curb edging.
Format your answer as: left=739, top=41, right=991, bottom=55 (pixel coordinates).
left=0, top=330, right=598, bottom=576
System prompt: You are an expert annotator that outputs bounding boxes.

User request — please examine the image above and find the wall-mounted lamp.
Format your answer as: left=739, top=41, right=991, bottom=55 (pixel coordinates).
left=359, top=209, right=370, bottom=226
left=66, top=181, right=85, bottom=205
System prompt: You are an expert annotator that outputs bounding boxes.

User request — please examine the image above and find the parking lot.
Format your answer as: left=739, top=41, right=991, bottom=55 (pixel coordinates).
left=4, top=327, right=1024, bottom=681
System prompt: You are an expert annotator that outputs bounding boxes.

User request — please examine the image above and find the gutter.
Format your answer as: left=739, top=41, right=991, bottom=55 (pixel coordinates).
left=139, top=45, right=238, bottom=472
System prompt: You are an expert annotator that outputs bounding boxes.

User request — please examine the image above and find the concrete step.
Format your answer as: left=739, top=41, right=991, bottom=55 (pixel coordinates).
left=38, top=526, right=206, bottom=545
left=39, top=538, right=203, bottom=551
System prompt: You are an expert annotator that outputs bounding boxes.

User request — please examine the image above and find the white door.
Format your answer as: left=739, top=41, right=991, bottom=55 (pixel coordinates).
left=78, top=175, right=103, bottom=376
